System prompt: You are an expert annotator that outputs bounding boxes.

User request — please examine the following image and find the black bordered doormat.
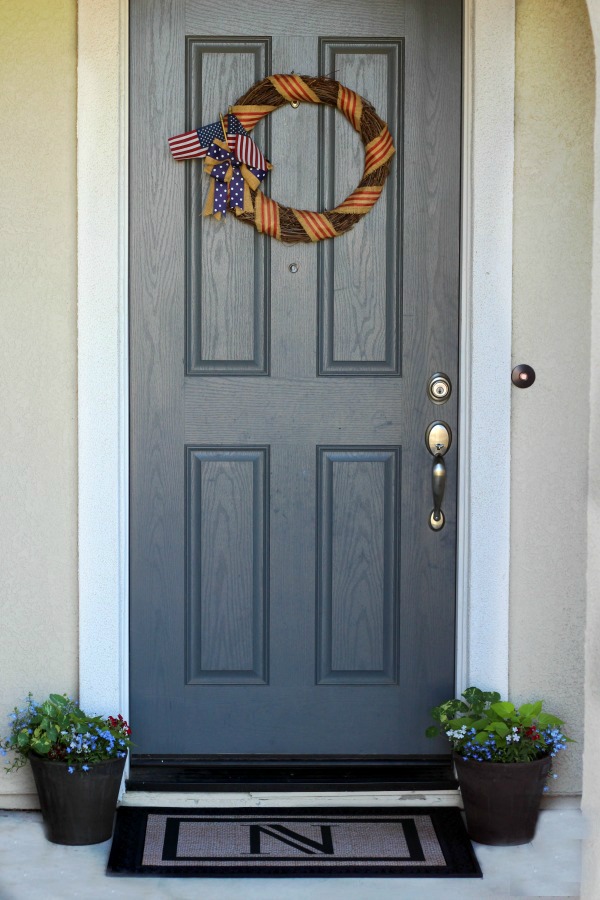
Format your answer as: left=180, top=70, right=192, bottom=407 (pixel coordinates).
left=107, top=806, right=482, bottom=878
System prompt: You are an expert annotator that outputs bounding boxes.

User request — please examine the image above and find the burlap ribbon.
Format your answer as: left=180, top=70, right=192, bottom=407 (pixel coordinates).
left=202, top=116, right=270, bottom=220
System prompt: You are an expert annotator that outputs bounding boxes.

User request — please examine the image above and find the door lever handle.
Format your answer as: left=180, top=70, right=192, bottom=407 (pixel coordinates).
left=431, top=455, right=446, bottom=530
left=425, top=421, right=451, bottom=531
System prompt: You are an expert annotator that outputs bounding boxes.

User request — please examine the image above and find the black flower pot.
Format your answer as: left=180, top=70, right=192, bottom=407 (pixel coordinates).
left=454, top=753, right=552, bottom=846
left=29, top=754, right=126, bottom=845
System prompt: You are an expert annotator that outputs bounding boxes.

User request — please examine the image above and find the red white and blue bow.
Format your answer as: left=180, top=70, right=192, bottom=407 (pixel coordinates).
left=168, top=113, right=271, bottom=220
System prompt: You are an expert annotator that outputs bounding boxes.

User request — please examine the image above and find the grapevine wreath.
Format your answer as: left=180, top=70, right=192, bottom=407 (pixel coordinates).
left=168, top=74, right=395, bottom=244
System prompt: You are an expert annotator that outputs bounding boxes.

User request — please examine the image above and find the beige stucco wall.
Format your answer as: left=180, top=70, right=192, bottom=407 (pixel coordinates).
left=511, top=0, right=594, bottom=797
left=0, top=0, right=78, bottom=807
left=583, top=0, right=600, bottom=894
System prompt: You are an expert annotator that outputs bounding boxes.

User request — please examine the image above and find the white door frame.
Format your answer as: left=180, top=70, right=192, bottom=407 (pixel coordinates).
left=77, top=0, right=514, bottom=733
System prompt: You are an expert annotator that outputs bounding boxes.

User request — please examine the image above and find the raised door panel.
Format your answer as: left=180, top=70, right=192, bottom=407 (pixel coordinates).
left=317, top=447, right=400, bottom=684
left=319, top=40, right=402, bottom=375
left=186, top=39, right=271, bottom=375
left=187, top=446, right=269, bottom=683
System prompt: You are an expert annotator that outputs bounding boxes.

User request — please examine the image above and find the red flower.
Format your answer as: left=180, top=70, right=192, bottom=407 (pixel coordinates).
left=108, top=713, right=131, bottom=736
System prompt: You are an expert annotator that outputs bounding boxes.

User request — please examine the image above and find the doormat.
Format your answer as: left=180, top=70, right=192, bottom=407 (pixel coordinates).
left=107, top=806, right=482, bottom=878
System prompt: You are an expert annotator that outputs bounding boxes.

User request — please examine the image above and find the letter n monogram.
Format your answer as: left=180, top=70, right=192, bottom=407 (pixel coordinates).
left=247, top=823, right=335, bottom=855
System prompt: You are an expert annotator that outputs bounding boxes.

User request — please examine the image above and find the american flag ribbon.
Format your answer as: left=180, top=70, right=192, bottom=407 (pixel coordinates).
left=169, top=112, right=271, bottom=219
left=168, top=113, right=248, bottom=160
left=203, top=140, right=270, bottom=219
left=233, top=134, right=269, bottom=172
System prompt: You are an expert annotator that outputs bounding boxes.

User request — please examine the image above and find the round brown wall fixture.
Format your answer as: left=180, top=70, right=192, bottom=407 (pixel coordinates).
left=511, top=364, right=536, bottom=388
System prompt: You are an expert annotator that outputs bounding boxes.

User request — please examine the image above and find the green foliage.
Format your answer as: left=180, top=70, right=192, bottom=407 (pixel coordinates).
left=426, top=686, right=572, bottom=766
left=1, top=694, right=133, bottom=773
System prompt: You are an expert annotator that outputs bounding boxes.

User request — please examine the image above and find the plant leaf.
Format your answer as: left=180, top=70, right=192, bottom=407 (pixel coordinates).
left=473, top=718, right=490, bottom=730
left=538, top=713, right=564, bottom=726
left=447, top=718, right=469, bottom=729
left=49, top=694, right=68, bottom=707
left=494, top=721, right=510, bottom=738
left=33, top=740, right=51, bottom=755
left=483, top=691, right=501, bottom=703
left=462, top=687, right=484, bottom=703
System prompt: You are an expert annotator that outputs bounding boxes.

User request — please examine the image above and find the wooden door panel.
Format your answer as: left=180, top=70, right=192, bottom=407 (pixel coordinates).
left=317, top=447, right=400, bottom=685
left=185, top=0, right=405, bottom=36
left=320, top=40, right=402, bottom=374
left=186, top=446, right=269, bottom=684
left=187, top=39, right=271, bottom=375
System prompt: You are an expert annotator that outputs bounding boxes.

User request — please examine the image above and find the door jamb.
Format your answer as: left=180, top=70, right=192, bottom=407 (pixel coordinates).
left=77, top=0, right=514, bottom=778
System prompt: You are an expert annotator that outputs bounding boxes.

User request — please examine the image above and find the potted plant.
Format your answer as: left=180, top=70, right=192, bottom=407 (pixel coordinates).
left=426, top=686, right=571, bottom=846
left=1, top=693, right=132, bottom=845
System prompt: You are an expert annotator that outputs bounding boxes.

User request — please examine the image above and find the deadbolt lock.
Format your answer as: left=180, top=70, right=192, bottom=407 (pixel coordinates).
left=428, top=372, right=452, bottom=404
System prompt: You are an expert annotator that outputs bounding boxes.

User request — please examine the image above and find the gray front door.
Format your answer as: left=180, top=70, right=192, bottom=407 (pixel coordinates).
left=130, top=0, right=461, bottom=755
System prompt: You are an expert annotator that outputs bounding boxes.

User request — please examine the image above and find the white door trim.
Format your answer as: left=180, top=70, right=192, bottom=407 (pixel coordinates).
left=456, top=0, right=513, bottom=695
left=77, top=0, right=513, bottom=746
left=78, top=0, right=130, bottom=719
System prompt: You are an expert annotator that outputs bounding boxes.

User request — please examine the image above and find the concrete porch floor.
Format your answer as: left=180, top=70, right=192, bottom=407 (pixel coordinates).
left=0, top=807, right=584, bottom=899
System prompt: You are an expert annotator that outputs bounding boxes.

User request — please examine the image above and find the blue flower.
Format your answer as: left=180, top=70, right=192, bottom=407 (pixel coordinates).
left=68, top=766, right=74, bottom=774
left=82, top=765, right=89, bottom=772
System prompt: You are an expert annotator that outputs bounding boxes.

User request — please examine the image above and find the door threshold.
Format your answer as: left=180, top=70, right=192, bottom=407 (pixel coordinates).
left=120, top=789, right=462, bottom=809
left=127, top=757, right=456, bottom=793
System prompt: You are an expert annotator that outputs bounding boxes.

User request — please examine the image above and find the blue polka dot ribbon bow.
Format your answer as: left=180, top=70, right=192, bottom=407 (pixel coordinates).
left=202, top=114, right=271, bottom=220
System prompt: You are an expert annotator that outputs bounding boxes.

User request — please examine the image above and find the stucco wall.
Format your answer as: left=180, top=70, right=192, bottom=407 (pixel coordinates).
left=511, top=0, right=594, bottom=796
left=0, top=0, right=78, bottom=807
left=583, top=0, right=600, bottom=894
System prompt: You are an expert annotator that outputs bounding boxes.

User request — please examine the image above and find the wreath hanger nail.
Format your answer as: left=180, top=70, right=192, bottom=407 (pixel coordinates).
left=168, top=74, right=395, bottom=244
